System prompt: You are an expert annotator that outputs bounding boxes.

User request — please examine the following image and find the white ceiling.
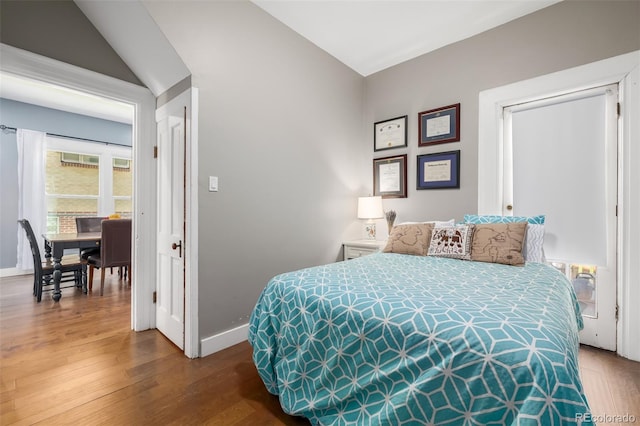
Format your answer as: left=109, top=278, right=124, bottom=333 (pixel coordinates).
left=1, top=0, right=560, bottom=122
left=252, top=0, right=561, bottom=76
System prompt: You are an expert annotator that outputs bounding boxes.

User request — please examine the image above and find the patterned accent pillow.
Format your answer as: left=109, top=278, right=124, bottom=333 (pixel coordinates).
left=522, top=224, right=546, bottom=263
left=471, top=223, right=527, bottom=266
left=427, top=224, right=474, bottom=260
left=383, top=223, right=434, bottom=256
left=463, top=214, right=545, bottom=225
left=463, top=214, right=546, bottom=263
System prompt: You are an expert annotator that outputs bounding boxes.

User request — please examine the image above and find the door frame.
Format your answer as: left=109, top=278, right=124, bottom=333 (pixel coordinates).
left=478, top=50, right=640, bottom=361
left=0, top=43, right=156, bottom=332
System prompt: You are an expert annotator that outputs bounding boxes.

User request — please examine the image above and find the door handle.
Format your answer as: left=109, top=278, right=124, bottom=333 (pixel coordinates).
left=171, top=241, right=182, bottom=257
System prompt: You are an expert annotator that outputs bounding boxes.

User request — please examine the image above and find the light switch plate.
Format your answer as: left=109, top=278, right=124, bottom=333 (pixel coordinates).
left=209, top=176, right=218, bottom=192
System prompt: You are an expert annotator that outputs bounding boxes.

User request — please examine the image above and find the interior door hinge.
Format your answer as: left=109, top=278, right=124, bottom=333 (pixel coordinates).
left=153, top=146, right=158, bottom=158
left=616, top=205, right=618, bottom=217
left=617, top=102, right=621, bottom=116
left=153, top=291, right=157, bottom=304
left=615, top=304, right=619, bottom=321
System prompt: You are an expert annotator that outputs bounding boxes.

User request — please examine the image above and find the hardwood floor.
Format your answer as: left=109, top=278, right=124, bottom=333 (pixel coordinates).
left=1, top=273, right=639, bottom=425
left=0, top=273, right=308, bottom=425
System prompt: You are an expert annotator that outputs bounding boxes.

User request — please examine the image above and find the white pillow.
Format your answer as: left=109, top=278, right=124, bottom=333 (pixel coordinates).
left=397, top=219, right=455, bottom=227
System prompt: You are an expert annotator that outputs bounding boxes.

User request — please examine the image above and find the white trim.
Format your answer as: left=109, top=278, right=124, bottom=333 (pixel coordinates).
left=0, top=268, right=31, bottom=278
left=618, top=64, right=640, bottom=361
left=478, top=50, right=640, bottom=361
left=200, top=324, right=250, bottom=358
left=186, top=88, right=199, bottom=358
left=0, top=43, right=157, bottom=333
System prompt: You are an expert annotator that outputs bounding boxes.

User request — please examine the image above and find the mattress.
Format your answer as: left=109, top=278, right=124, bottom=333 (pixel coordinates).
left=249, top=253, right=591, bottom=425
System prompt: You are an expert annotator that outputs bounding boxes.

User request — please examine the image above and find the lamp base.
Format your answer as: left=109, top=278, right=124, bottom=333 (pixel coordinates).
left=363, top=222, right=376, bottom=240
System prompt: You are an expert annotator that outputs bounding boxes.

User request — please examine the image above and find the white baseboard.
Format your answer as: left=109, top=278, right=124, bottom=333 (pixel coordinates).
left=0, top=268, right=31, bottom=278
left=200, top=323, right=249, bottom=357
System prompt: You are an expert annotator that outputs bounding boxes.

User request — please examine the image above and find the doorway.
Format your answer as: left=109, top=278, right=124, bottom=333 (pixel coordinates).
left=477, top=50, right=640, bottom=360
left=0, top=43, right=156, bottom=332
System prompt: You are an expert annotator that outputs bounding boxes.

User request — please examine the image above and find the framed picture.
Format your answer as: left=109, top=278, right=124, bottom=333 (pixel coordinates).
left=374, top=154, right=407, bottom=198
left=374, top=115, right=407, bottom=152
left=417, top=150, right=460, bottom=190
left=418, top=103, right=460, bottom=146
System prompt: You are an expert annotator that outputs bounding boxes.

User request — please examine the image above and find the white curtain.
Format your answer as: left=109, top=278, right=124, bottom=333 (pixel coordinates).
left=16, top=129, right=48, bottom=271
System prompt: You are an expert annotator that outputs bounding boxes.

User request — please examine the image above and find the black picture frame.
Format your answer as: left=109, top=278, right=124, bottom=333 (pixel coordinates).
left=417, top=150, right=460, bottom=190
left=418, top=103, right=460, bottom=146
left=373, top=154, right=407, bottom=198
left=374, top=115, right=407, bottom=152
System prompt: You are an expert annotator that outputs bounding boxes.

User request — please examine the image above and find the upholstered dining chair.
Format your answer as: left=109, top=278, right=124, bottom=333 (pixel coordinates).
left=76, top=216, right=105, bottom=233
left=18, top=219, right=83, bottom=302
left=87, top=219, right=132, bottom=296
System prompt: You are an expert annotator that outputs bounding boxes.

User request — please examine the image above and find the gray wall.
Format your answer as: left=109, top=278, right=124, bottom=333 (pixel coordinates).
left=365, top=0, right=640, bottom=226
left=144, top=1, right=365, bottom=337
left=147, top=0, right=640, bottom=340
left=0, top=98, right=132, bottom=269
left=1, top=0, right=638, bottom=345
left=0, top=0, right=142, bottom=86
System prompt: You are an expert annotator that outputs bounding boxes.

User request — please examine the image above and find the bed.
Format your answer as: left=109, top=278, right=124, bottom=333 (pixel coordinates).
left=249, top=226, right=592, bottom=425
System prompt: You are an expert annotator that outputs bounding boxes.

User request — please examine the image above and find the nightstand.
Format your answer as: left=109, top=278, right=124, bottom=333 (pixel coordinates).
left=342, top=240, right=386, bottom=261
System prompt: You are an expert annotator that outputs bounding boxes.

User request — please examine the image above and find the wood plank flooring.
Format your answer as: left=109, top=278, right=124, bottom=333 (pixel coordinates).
left=1, top=273, right=639, bottom=425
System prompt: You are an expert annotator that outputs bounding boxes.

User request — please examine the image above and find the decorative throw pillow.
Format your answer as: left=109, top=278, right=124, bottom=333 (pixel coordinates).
left=463, top=214, right=545, bottom=225
left=471, top=222, right=527, bottom=266
left=522, top=224, right=546, bottom=263
left=463, top=214, right=546, bottom=263
left=383, top=223, right=434, bottom=256
left=427, top=224, right=474, bottom=260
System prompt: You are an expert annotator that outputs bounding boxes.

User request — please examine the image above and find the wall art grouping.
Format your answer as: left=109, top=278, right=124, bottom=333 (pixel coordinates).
left=372, top=104, right=461, bottom=197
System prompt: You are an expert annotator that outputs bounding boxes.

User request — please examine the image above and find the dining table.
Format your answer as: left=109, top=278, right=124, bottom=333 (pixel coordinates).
left=42, top=232, right=101, bottom=301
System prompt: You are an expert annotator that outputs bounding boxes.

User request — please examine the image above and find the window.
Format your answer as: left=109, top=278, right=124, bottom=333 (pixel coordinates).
left=112, top=156, right=133, bottom=217
left=113, top=157, right=130, bottom=169
left=61, top=152, right=100, bottom=166
left=45, top=137, right=132, bottom=233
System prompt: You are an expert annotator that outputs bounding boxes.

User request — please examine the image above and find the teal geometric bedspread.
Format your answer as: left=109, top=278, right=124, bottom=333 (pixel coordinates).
left=248, top=254, right=592, bottom=425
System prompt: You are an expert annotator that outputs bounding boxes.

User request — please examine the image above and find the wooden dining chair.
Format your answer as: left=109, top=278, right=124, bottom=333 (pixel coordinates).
left=18, top=219, right=83, bottom=302
left=87, top=219, right=132, bottom=296
left=76, top=216, right=106, bottom=287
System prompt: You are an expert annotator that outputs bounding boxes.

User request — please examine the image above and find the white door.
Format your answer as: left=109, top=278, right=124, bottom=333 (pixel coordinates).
left=504, top=85, right=618, bottom=351
left=155, top=94, right=187, bottom=350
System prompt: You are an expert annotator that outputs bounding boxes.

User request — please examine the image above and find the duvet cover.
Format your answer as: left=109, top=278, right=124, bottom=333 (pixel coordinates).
left=248, top=253, right=591, bottom=425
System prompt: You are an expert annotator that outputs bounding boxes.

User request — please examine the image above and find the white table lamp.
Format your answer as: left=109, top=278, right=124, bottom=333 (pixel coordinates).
left=357, top=196, right=384, bottom=240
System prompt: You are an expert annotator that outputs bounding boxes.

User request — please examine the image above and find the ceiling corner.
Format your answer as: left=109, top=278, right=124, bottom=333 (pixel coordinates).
left=74, top=0, right=190, bottom=97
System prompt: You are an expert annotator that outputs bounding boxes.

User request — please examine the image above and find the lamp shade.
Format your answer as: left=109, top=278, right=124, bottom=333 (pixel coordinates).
left=357, top=196, right=384, bottom=220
